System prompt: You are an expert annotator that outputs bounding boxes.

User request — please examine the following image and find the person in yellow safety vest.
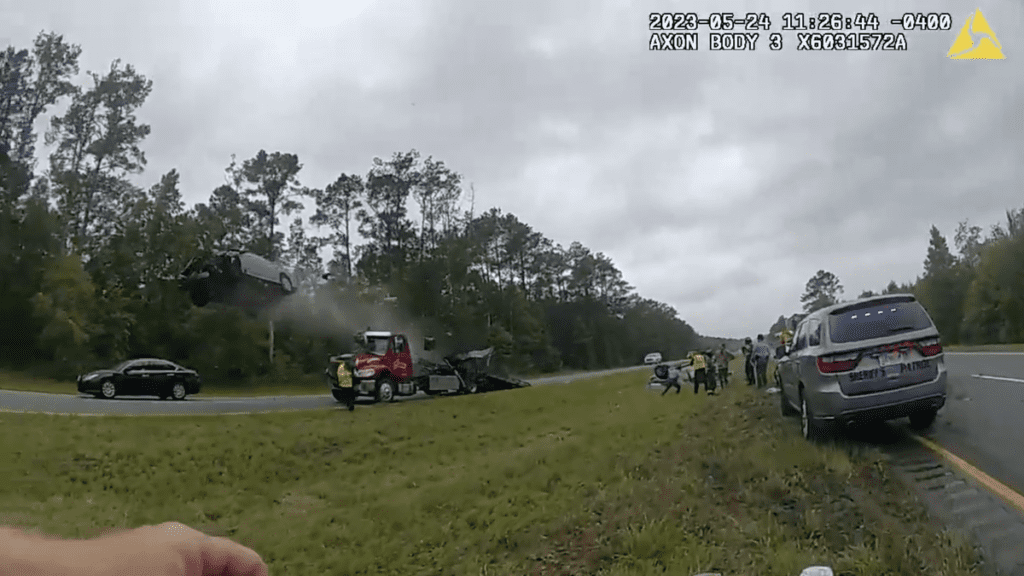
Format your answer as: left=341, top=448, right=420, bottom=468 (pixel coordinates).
left=336, top=362, right=355, bottom=411
left=780, top=327, right=794, bottom=349
left=687, top=350, right=713, bottom=395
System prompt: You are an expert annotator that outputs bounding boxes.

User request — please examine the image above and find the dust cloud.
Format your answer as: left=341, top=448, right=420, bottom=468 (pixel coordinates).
left=267, top=284, right=453, bottom=362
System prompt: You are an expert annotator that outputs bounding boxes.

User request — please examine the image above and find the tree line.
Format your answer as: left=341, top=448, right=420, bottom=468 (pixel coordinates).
left=0, top=32, right=701, bottom=383
left=768, top=208, right=1024, bottom=345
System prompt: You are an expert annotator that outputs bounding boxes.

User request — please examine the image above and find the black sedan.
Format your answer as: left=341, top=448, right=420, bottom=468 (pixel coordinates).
left=77, top=358, right=202, bottom=400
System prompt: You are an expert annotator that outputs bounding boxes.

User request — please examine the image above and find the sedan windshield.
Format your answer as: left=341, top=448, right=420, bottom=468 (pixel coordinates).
left=113, top=360, right=136, bottom=371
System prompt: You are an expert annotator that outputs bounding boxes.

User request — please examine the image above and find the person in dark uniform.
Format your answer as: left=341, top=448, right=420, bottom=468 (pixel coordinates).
left=705, top=350, right=718, bottom=394
left=742, top=337, right=755, bottom=386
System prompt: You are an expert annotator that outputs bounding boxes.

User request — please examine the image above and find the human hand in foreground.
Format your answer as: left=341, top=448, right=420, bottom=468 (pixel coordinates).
left=1, top=521, right=268, bottom=576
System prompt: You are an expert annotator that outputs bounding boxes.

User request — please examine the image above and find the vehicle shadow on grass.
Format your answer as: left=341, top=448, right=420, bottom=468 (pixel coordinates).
left=823, top=419, right=925, bottom=452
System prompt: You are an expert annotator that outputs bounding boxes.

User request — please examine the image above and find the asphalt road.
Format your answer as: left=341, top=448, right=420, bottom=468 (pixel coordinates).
left=0, top=365, right=647, bottom=417
left=927, top=352, right=1024, bottom=497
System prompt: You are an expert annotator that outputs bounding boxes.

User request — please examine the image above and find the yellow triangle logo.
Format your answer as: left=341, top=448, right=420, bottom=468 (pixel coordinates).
left=948, top=8, right=1005, bottom=59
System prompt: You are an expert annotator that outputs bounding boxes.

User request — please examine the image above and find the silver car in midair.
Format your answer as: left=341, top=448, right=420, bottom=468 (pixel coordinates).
left=777, top=294, right=947, bottom=441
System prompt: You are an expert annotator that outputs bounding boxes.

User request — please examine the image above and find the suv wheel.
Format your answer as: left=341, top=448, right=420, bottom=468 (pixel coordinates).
left=100, top=381, right=117, bottom=399
left=908, top=409, right=937, bottom=430
left=376, top=379, right=395, bottom=403
left=800, top=390, right=827, bottom=441
left=780, top=386, right=798, bottom=416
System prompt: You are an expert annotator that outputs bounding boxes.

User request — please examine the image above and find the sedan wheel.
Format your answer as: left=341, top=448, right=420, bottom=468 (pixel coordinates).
left=100, top=381, right=117, bottom=399
left=171, top=382, right=187, bottom=400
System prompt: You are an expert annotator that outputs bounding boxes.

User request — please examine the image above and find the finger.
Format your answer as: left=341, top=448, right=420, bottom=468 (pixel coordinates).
left=196, top=535, right=269, bottom=576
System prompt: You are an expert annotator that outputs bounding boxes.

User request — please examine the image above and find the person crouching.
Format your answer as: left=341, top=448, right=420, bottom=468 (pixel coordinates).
left=661, top=363, right=682, bottom=395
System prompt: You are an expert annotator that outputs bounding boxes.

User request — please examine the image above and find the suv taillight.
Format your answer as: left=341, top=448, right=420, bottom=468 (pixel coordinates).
left=816, top=353, right=858, bottom=374
left=918, top=337, right=942, bottom=357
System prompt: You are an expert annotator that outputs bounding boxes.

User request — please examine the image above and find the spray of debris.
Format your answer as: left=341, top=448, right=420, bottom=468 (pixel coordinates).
left=266, top=282, right=481, bottom=362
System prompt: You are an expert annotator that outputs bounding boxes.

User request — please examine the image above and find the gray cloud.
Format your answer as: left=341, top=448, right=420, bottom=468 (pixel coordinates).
left=4, top=0, right=1022, bottom=337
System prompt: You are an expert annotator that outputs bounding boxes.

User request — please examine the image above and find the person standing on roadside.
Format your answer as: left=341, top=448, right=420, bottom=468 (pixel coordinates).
left=715, top=343, right=734, bottom=388
left=705, top=351, right=718, bottom=393
left=751, top=334, right=772, bottom=388
left=742, top=337, right=754, bottom=386
left=687, top=350, right=711, bottom=395
left=336, top=362, right=356, bottom=411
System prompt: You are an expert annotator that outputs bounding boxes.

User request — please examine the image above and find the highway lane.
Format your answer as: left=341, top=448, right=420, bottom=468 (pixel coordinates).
left=0, top=365, right=648, bottom=417
left=926, top=352, right=1024, bottom=497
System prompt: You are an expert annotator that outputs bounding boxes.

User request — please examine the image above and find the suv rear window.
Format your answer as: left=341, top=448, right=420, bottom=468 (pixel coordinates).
left=827, top=299, right=934, bottom=344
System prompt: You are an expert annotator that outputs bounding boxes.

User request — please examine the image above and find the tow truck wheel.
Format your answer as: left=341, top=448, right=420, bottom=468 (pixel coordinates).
left=376, top=379, right=395, bottom=403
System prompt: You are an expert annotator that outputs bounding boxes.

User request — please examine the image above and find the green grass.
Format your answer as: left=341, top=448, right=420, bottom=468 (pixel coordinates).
left=0, top=365, right=982, bottom=576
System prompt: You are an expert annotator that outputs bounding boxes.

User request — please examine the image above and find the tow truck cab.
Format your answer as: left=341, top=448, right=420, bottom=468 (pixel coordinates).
left=328, top=331, right=440, bottom=401
left=352, top=331, right=413, bottom=384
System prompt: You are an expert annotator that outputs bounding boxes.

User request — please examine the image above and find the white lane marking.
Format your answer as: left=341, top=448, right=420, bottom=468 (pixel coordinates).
left=971, top=374, right=1024, bottom=383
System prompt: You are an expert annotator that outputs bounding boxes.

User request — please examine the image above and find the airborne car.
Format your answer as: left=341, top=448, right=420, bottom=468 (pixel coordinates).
left=179, top=251, right=295, bottom=309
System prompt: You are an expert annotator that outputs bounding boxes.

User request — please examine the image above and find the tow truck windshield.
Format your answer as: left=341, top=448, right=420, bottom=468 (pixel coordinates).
left=366, top=337, right=389, bottom=355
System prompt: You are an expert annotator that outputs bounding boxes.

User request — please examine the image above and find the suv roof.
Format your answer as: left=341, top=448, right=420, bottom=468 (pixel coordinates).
left=809, top=293, right=917, bottom=318
left=815, top=294, right=936, bottom=345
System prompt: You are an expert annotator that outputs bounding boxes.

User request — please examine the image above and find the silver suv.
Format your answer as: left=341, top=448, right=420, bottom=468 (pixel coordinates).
left=777, top=294, right=946, bottom=440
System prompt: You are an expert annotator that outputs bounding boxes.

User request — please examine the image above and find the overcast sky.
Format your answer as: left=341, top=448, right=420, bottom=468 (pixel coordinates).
left=5, top=0, right=1023, bottom=338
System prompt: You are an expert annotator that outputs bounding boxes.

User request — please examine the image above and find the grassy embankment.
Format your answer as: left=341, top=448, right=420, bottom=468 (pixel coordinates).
left=0, top=365, right=982, bottom=575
